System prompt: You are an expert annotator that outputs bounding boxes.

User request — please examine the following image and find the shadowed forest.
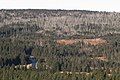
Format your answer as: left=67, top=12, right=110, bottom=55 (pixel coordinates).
left=0, top=9, right=120, bottom=80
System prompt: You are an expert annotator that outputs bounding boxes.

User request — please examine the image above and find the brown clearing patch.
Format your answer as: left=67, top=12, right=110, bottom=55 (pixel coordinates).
left=83, top=38, right=107, bottom=46
left=57, top=38, right=107, bottom=46
left=56, top=39, right=78, bottom=45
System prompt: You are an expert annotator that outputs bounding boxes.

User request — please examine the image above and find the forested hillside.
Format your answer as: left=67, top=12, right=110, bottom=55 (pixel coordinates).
left=0, top=9, right=120, bottom=80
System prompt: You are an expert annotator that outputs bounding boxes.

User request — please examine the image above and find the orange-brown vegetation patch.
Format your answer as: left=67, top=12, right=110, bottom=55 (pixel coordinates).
left=83, top=38, right=107, bottom=46
left=57, top=38, right=107, bottom=46
left=56, top=39, right=78, bottom=45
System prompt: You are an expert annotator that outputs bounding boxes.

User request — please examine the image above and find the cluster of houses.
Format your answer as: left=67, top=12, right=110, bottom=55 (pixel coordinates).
left=15, top=55, right=38, bottom=69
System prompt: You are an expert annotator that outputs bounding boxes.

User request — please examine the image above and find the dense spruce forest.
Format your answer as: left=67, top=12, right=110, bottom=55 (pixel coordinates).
left=0, top=9, right=120, bottom=80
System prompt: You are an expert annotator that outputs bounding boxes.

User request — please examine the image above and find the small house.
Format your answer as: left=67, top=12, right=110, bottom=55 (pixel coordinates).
left=28, top=55, right=38, bottom=69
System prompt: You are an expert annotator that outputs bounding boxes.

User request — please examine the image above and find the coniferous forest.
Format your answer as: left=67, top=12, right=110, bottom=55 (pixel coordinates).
left=0, top=9, right=120, bottom=80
